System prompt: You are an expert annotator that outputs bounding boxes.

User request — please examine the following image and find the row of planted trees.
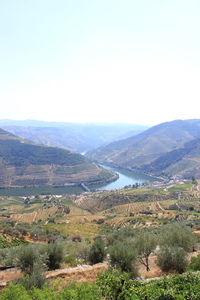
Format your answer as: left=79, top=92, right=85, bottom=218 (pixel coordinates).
left=91, top=223, right=198, bottom=277
left=0, top=223, right=199, bottom=292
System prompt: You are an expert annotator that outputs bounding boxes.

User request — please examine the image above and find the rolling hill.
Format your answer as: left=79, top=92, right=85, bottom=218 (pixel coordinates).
left=0, top=128, right=116, bottom=187
left=0, top=120, right=148, bottom=153
left=87, top=119, right=200, bottom=178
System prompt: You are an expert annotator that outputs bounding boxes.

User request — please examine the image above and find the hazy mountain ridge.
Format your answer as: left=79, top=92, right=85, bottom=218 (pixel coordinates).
left=0, top=120, right=148, bottom=153
left=87, top=119, right=200, bottom=178
left=0, top=128, right=116, bottom=187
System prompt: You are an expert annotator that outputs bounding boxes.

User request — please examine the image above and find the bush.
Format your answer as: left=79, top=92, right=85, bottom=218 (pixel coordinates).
left=1, top=284, right=31, bottom=300
left=60, top=282, right=102, bottom=300
left=189, top=254, right=200, bottom=271
left=17, top=245, right=39, bottom=274
left=89, top=238, right=106, bottom=264
left=157, top=246, right=188, bottom=273
left=78, top=244, right=90, bottom=263
left=19, top=262, right=46, bottom=290
left=46, top=242, right=64, bottom=270
left=3, top=272, right=200, bottom=300
left=97, top=269, right=133, bottom=300
left=1, top=282, right=102, bottom=300
left=64, top=255, right=78, bottom=266
left=109, top=242, right=138, bottom=277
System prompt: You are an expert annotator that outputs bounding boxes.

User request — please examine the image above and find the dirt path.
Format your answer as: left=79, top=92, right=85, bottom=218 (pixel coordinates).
left=0, top=263, right=108, bottom=288
left=46, top=262, right=108, bottom=286
left=0, top=268, right=23, bottom=287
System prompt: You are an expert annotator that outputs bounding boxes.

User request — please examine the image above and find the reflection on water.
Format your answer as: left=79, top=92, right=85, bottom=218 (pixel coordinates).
left=97, top=164, right=155, bottom=190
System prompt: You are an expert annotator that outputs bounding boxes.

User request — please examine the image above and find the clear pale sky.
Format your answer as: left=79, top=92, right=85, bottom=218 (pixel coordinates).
left=0, top=0, right=200, bottom=125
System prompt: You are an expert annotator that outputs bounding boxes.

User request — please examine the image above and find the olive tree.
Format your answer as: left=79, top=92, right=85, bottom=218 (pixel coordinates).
left=135, top=232, right=157, bottom=271
left=157, top=246, right=188, bottom=273
left=109, top=241, right=138, bottom=277
left=159, top=224, right=196, bottom=252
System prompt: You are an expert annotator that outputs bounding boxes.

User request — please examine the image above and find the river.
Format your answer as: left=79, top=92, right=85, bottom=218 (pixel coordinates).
left=97, top=164, right=155, bottom=190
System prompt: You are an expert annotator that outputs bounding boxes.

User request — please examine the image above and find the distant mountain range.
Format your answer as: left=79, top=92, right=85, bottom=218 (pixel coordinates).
left=0, top=120, right=148, bottom=153
left=0, top=128, right=116, bottom=187
left=87, top=119, right=200, bottom=179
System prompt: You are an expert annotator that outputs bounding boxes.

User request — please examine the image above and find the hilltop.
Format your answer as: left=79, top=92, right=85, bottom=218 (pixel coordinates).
left=0, top=128, right=116, bottom=187
left=87, top=119, right=200, bottom=178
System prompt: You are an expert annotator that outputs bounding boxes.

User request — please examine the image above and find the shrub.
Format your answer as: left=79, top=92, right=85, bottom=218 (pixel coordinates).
left=19, top=262, right=46, bottom=290
left=97, top=269, right=133, bottom=300
left=189, top=254, right=200, bottom=271
left=109, top=242, right=138, bottom=277
left=46, top=242, right=64, bottom=270
left=64, top=255, right=78, bottom=266
left=89, top=238, right=106, bottom=264
left=157, top=246, right=188, bottom=273
left=17, top=245, right=39, bottom=274
left=78, top=244, right=90, bottom=263
left=60, top=282, right=102, bottom=300
left=1, top=284, right=31, bottom=300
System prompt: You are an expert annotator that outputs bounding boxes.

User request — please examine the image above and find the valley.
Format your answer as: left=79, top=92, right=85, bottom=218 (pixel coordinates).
left=1, top=119, right=200, bottom=299
left=87, top=119, right=200, bottom=179
left=1, top=178, right=200, bottom=297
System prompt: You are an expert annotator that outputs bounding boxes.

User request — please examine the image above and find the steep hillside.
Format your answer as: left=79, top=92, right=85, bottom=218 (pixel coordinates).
left=0, top=120, right=148, bottom=153
left=141, top=139, right=200, bottom=178
left=87, top=119, right=200, bottom=178
left=0, top=129, right=116, bottom=187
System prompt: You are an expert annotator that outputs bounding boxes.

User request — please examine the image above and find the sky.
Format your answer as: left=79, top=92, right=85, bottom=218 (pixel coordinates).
left=0, top=0, right=200, bottom=125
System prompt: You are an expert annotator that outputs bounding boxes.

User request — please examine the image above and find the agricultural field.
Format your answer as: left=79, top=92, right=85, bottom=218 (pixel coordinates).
left=1, top=179, right=200, bottom=298
left=1, top=180, right=200, bottom=236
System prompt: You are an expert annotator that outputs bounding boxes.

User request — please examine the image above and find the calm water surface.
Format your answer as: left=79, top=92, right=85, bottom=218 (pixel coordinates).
left=97, top=164, right=155, bottom=190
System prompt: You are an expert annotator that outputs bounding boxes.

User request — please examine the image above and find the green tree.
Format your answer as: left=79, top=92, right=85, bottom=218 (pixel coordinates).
left=19, top=262, right=46, bottom=290
left=159, top=224, right=196, bottom=252
left=135, top=232, right=157, bottom=271
left=89, top=238, right=106, bottom=264
left=17, top=245, right=38, bottom=274
left=46, top=242, right=64, bottom=270
left=157, top=246, right=188, bottom=273
left=109, top=241, right=138, bottom=277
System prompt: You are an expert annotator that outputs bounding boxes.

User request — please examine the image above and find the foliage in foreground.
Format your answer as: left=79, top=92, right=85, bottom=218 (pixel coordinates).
left=190, top=254, right=200, bottom=271
left=1, top=282, right=101, bottom=300
left=2, top=271, right=200, bottom=300
left=97, top=270, right=200, bottom=300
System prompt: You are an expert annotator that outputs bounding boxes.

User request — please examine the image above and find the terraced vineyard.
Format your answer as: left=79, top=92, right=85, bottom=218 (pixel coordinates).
left=1, top=181, right=200, bottom=239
